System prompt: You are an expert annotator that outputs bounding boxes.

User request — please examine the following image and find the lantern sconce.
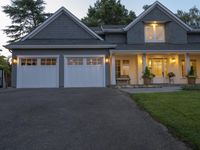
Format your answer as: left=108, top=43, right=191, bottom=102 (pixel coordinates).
left=171, top=57, right=176, bottom=63
left=105, top=57, right=110, bottom=63
left=12, top=58, right=18, bottom=65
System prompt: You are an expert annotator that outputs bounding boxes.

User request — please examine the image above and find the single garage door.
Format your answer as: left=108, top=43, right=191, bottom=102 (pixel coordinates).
left=17, top=57, right=59, bottom=88
left=64, top=56, right=105, bottom=87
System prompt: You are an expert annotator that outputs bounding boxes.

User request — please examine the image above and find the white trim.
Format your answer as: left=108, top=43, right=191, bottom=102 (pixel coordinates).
left=185, top=53, right=190, bottom=74
left=110, top=50, right=200, bottom=54
left=6, top=45, right=116, bottom=49
left=17, top=55, right=60, bottom=58
left=64, top=55, right=106, bottom=87
left=16, top=55, right=60, bottom=88
left=22, top=7, right=103, bottom=41
left=111, top=55, right=116, bottom=85
left=124, top=1, right=192, bottom=31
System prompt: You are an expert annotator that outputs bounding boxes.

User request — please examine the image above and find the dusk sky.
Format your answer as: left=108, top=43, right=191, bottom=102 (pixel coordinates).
left=0, top=0, right=200, bottom=57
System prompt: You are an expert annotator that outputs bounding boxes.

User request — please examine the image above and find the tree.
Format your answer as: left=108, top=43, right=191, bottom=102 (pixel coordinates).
left=143, top=5, right=151, bottom=11
left=82, top=0, right=136, bottom=26
left=0, top=55, right=11, bottom=87
left=177, top=6, right=200, bottom=28
left=2, top=0, right=50, bottom=43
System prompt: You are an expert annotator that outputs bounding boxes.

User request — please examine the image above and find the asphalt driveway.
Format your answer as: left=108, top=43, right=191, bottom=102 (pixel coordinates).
left=0, top=88, right=190, bottom=150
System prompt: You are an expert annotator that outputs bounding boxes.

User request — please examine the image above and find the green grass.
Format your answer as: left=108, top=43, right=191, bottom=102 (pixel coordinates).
left=132, top=91, right=200, bottom=150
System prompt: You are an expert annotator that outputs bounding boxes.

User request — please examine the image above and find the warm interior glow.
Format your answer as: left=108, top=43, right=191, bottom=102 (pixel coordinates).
left=151, top=23, right=157, bottom=28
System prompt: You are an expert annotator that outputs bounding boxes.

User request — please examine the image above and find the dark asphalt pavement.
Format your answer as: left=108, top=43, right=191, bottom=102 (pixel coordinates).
left=0, top=88, right=190, bottom=150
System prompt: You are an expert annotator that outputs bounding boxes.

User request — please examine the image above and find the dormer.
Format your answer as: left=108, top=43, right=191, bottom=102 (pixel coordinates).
left=125, top=1, right=192, bottom=44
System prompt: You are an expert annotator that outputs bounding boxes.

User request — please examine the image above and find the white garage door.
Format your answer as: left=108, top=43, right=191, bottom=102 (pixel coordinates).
left=17, top=57, right=59, bottom=88
left=64, top=56, right=105, bottom=87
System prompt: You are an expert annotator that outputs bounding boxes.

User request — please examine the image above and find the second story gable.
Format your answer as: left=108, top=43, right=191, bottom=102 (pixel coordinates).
left=92, top=1, right=200, bottom=46
left=125, top=1, right=191, bottom=44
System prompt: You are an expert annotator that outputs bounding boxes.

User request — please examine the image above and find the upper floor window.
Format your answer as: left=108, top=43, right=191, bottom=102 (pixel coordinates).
left=145, top=24, right=165, bottom=43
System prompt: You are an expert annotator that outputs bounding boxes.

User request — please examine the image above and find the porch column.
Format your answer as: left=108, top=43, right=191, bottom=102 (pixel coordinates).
left=185, top=53, right=190, bottom=74
left=111, top=55, right=116, bottom=85
left=142, top=53, right=147, bottom=71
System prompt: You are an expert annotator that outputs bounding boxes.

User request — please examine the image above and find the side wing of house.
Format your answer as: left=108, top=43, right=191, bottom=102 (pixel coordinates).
left=6, top=7, right=115, bottom=88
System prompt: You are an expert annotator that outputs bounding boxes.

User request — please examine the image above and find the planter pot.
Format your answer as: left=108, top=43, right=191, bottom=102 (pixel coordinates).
left=143, top=77, right=152, bottom=85
left=187, top=77, right=196, bottom=85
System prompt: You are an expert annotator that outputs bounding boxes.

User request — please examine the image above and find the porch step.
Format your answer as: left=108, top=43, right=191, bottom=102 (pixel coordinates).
left=116, top=84, right=184, bottom=89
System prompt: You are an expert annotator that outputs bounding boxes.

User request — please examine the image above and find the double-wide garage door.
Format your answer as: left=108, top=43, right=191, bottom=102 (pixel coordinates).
left=17, top=55, right=105, bottom=88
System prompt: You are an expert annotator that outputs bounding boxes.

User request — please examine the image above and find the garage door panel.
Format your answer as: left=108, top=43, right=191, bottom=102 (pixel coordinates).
left=64, top=56, right=105, bottom=88
left=17, top=57, right=59, bottom=88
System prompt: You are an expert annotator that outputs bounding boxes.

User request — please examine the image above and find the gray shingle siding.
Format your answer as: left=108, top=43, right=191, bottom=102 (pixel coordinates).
left=32, top=13, right=94, bottom=40
left=188, top=34, right=200, bottom=43
left=127, top=22, right=144, bottom=44
left=105, top=33, right=126, bottom=44
left=165, top=22, right=187, bottom=44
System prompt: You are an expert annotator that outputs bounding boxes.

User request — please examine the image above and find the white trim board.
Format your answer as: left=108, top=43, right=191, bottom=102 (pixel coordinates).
left=5, top=45, right=116, bottom=49
left=110, top=50, right=200, bottom=54
left=22, top=7, right=103, bottom=41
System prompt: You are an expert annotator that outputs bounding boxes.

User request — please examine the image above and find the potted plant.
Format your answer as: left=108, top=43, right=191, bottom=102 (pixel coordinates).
left=142, top=67, right=155, bottom=85
left=187, top=66, right=196, bottom=85
left=167, top=72, right=175, bottom=84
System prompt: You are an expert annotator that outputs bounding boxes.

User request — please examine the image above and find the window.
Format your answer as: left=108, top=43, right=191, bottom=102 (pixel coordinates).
left=148, top=58, right=167, bottom=77
left=145, top=24, right=165, bottom=43
left=68, top=58, right=83, bottom=65
left=181, top=60, right=186, bottom=77
left=86, top=57, right=103, bottom=65
left=41, top=58, right=57, bottom=65
left=115, top=60, right=121, bottom=78
left=122, top=60, right=130, bottom=76
left=181, top=60, right=197, bottom=77
left=21, top=58, right=37, bottom=66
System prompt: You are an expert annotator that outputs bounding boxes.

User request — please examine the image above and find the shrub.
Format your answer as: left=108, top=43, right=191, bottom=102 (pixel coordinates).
left=182, top=85, right=200, bottom=90
left=142, top=67, right=155, bottom=79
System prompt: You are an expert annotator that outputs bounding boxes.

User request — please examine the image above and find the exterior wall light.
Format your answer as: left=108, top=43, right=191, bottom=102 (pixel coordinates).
left=105, top=57, right=110, bottom=63
left=12, top=58, right=18, bottom=65
left=171, top=57, right=176, bottom=63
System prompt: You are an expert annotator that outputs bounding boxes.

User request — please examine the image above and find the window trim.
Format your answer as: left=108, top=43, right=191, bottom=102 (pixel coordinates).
left=144, top=24, right=165, bottom=43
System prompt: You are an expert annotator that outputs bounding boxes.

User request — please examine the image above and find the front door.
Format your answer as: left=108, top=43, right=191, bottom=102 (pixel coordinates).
left=149, top=58, right=167, bottom=84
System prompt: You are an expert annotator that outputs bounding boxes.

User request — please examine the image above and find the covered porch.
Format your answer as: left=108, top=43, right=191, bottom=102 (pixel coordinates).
left=110, top=51, right=200, bottom=85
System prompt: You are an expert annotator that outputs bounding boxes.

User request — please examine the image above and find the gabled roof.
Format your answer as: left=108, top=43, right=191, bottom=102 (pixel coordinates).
left=22, top=7, right=103, bottom=41
left=124, top=1, right=193, bottom=31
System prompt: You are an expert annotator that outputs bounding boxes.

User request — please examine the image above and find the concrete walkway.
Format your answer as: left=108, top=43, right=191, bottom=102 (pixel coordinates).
left=120, top=86, right=182, bottom=94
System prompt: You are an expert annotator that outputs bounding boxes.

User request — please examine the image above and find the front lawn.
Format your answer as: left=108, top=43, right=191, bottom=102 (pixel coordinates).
left=132, top=91, right=200, bottom=150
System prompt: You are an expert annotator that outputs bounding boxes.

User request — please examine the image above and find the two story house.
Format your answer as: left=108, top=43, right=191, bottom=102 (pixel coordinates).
left=5, top=1, right=200, bottom=88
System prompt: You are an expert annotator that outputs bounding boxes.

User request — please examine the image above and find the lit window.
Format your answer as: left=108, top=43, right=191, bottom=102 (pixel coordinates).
left=145, top=24, right=165, bottom=43
left=41, top=58, right=57, bottom=65
left=21, top=58, right=37, bottom=66
left=86, top=57, right=103, bottom=65
left=67, top=58, right=83, bottom=65
left=122, top=60, right=130, bottom=76
left=181, top=60, right=197, bottom=77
